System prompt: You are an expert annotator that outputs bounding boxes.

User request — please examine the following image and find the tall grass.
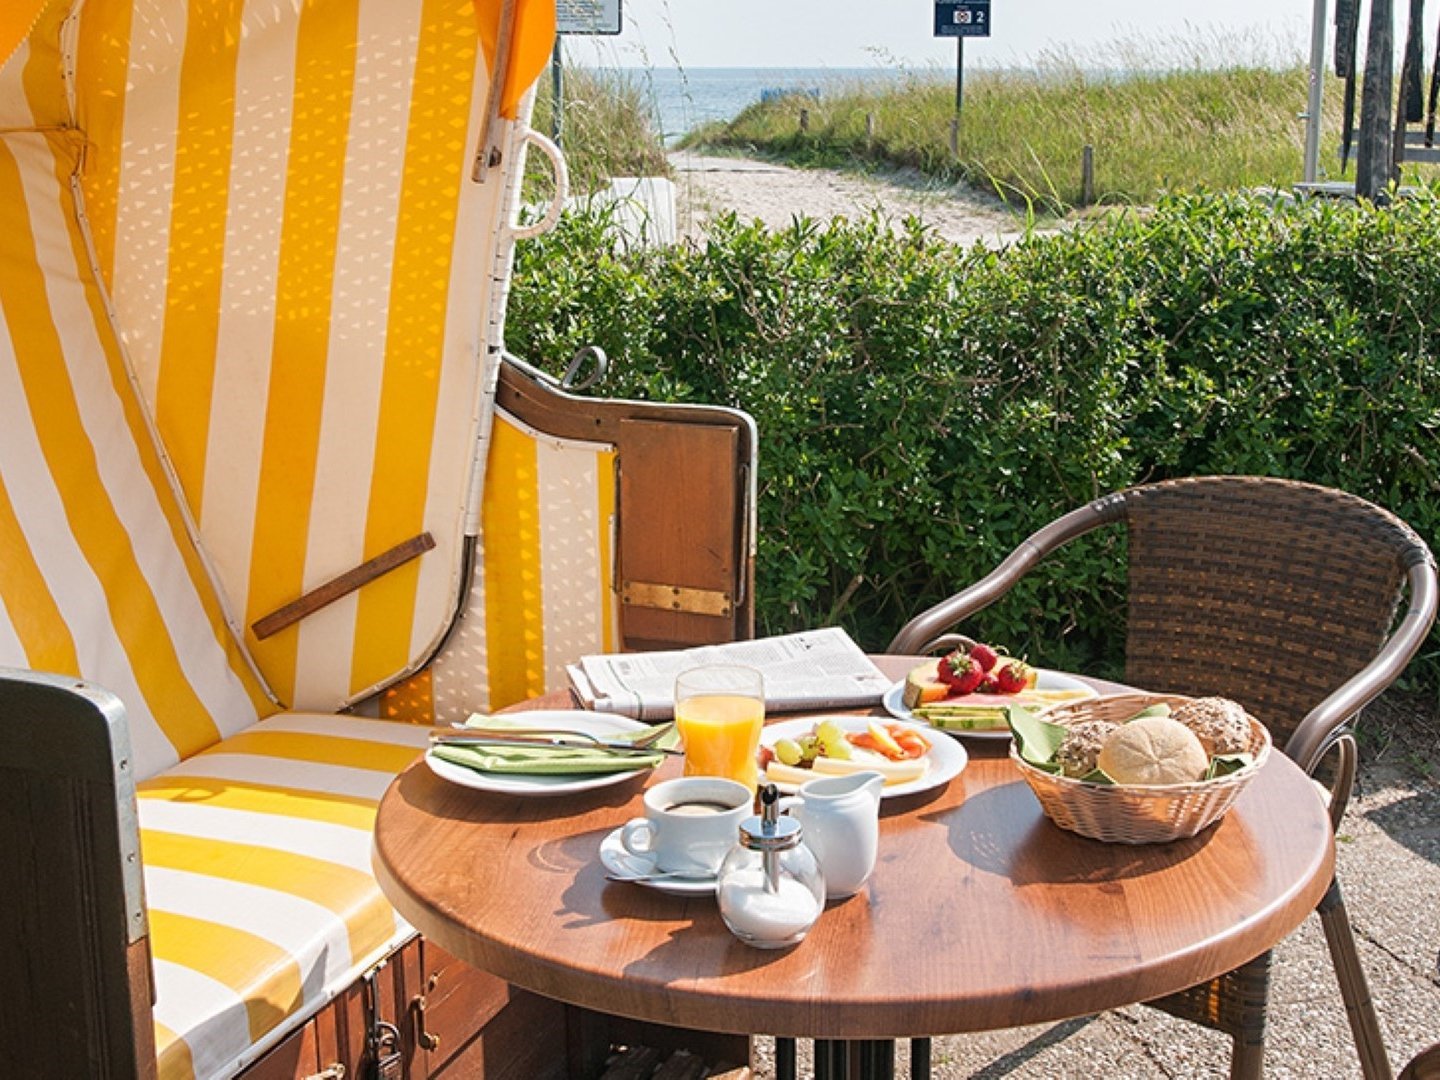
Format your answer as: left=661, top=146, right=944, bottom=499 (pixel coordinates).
left=529, top=66, right=668, bottom=195
left=690, top=31, right=1348, bottom=212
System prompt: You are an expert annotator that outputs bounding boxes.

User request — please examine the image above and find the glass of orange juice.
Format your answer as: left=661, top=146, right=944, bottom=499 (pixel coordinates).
left=674, top=665, right=765, bottom=793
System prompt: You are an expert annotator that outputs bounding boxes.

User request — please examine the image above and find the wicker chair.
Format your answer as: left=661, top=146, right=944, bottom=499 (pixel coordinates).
left=889, top=476, right=1438, bottom=1080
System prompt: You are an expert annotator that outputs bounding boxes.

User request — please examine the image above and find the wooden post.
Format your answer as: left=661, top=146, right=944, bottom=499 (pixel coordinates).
left=1356, top=0, right=1395, bottom=200
left=865, top=112, right=875, bottom=150
left=1081, top=145, right=1095, bottom=206
left=955, top=36, right=965, bottom=114
left=948, top=117, right=959, bottom=157
left=799, top=108, right=809, bottom=133
left=550, top=35, right=563, bottom=146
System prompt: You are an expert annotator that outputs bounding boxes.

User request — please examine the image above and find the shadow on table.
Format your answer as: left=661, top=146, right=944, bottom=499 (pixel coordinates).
left=922, top=781, right=1216, bottom=886
left=397, top=763, right=650, bottom=825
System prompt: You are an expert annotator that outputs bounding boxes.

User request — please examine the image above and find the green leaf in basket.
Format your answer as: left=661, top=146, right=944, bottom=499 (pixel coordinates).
left=1006, top=705, right=1070, bottom=772
left=1127, top=703, right=1172, bottom=721
left=1205, top=752, right=1254, bottom=780
left=1077, top=767, right=1115, bottom=785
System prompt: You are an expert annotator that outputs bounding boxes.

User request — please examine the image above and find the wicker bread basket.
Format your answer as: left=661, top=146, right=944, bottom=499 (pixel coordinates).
left=1010, top=692, right=1272, bottom=844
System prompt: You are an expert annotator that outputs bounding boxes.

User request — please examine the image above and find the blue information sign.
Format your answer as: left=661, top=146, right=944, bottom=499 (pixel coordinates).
left=934, top=0, right=991, bottom=38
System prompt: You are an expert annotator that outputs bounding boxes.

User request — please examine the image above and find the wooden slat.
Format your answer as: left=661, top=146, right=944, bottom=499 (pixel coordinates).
left=251, top=532, right=435, bottom=640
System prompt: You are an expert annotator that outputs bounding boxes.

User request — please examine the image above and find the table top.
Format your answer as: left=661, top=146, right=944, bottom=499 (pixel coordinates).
left=372, top=657, right=1335, bottom=1040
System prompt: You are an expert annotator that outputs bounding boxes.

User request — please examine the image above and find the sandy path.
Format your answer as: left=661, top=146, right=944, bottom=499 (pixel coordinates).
left=668, top=150, right=1031, bottom=247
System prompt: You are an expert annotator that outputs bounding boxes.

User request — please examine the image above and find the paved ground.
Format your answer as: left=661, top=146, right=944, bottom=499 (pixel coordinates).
left=744, top=694, right=1440, bottom=1078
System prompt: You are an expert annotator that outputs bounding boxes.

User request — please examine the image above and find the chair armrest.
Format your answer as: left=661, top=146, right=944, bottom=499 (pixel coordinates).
left=1401, top=1040, right=1440, bottom=1080
left=886, top=495, right=1126, bottom=654
left=1285, top=553, right=1439, bottom=777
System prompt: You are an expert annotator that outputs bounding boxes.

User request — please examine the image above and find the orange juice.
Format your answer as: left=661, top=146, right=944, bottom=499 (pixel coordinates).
left=675, top=693, right=765, bottom=792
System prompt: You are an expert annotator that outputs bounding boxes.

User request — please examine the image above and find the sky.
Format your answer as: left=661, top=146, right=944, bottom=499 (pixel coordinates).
left=565, top=0, right=1329, bottom=69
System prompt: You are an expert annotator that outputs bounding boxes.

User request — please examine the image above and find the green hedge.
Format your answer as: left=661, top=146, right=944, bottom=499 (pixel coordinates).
left=507, top=193, right=1440, bottom=689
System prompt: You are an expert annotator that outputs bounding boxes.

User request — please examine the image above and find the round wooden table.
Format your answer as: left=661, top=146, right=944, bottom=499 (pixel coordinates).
left=373, top=658, right=1334, bottom=1065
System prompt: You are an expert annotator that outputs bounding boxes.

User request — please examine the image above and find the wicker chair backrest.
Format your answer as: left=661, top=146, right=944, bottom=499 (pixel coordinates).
left=1122, top=476, right=1424, bottom=750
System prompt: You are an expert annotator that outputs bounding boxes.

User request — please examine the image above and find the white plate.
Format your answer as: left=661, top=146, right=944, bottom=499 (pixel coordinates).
left=598, top=826, right=717, bottom=897
left=758, top=715, right=967, bottom=799
left=882, top=669, right=1096, bottom=739
left=424, top=711, right=659, bottom=797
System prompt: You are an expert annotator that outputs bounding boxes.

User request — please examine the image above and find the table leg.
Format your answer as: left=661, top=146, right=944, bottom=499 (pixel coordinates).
left=814, top=1038, right=848, bottom=1079
left=857, top=1040, right=895, bottom=1078
left=911, top=1037, right=931, bottom=1079
left=775, top=1036, right=797, bottom=1080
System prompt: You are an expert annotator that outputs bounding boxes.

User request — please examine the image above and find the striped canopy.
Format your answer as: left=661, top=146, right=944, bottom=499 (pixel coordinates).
left=1, top=0, right=558, bottom=713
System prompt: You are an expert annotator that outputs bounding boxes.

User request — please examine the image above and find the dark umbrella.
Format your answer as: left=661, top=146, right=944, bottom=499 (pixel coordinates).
left=1427, top=5, right=1440, bottom=145
left=1403, top=0, right=1426, bottom=123
left=1336, top=0, right=1362, bottom=172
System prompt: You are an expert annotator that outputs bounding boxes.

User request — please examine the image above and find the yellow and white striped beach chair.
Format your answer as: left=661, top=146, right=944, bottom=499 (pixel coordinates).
left=0, top=2, right=755, bottom=1077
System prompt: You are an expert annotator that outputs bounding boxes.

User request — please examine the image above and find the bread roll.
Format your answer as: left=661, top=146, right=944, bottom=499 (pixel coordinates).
left=1171, top=696, right=1251, bottom=756
left=1055, top=719, right=1119, bottom=778
left=1097, top=717, right=1208, bottom=785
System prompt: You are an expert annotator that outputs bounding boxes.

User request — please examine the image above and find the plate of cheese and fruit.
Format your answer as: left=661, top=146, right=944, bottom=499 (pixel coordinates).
left=757, top=716, right=967, bottom=799
left=885, top=643, right=1097, bottom=739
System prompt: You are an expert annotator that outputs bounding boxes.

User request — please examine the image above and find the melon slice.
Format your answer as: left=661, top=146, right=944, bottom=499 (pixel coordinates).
left=901, top=659, right=951, bottom=709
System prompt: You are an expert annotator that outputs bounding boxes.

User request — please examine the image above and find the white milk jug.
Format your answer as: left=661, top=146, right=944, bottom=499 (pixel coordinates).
left=783, top=771, right=885, bottom=899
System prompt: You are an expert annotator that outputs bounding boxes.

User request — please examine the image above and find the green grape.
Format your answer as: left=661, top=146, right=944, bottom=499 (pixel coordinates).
left=820, top=732, right=852, bottom=760
left=814, top=720, right=843, bottom=745
left=774, top=738, right=804, bottom=766
left=798, top=735, right=820, bottom=762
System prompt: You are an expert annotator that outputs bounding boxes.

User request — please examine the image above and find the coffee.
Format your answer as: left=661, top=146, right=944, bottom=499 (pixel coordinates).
left=621, top=776, right=754, bottom=875
left=665, top=800, right=736, bottom=816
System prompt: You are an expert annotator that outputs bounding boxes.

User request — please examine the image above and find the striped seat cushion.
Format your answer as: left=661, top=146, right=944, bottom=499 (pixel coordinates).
left=138, top=713, right=430, bottom=1080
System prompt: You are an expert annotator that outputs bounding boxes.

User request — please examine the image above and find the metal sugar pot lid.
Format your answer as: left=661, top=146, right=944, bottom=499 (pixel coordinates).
left=738, top=784, right=802, bottom=851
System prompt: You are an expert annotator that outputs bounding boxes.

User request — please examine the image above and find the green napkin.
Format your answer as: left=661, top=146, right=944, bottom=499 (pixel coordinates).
left=431, top=718, right=679, bottom=776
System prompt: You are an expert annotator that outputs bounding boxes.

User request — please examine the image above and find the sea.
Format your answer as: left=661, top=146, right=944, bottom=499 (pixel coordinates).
left=600, top=66, right=931, bottom=144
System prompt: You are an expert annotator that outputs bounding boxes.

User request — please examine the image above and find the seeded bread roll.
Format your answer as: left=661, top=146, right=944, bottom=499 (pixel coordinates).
left=1055, top=719, right=1119, bottom=778
left=1171, top=696, right=1251, bottom=756
left=1097, top=717, right=1208, bottom=785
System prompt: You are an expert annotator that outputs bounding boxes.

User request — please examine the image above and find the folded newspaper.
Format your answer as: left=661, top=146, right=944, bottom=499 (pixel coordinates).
left=567, top=627, right=892, bottom=721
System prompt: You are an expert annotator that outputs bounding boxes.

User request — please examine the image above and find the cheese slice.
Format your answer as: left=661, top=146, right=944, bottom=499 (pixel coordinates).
left=764, top=752, right=929, bottom=787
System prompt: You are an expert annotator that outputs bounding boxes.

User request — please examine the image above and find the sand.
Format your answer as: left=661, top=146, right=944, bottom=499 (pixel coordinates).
left=667, top=149, right=1033, bottom=247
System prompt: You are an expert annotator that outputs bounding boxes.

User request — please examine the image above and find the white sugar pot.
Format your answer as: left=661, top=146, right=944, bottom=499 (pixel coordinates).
left=782, top=770, right=884, bottom=899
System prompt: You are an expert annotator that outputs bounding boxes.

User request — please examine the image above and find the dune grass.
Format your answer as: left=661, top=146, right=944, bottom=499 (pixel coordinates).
left=529, top=65, right=669, bottom=195
left=689, top=33, right=1354, bottom=212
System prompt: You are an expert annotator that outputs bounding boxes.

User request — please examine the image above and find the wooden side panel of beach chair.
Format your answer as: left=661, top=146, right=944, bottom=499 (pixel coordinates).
left=389, top=357, right=757, bottom=720
left=0, top=670, right=155, bottom=1080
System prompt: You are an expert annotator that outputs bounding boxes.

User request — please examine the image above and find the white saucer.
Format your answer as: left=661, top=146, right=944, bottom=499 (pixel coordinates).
left=598, top=827, right=717, bottom=897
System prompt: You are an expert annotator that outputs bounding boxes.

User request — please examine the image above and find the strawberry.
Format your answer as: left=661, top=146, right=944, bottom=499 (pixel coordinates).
left=976, top=672, right=1000, bottom=694
left=935, top=649, right=966, bottom=688
left=993, top=658, right=1034, bottom=694
left=970, top=642, right=1000, bottom=672
left=937, top=649, right=985, bottom=694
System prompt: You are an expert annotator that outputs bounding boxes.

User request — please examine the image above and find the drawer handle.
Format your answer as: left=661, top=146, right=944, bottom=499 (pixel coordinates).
left=413, top=973, right=441, bottom=1051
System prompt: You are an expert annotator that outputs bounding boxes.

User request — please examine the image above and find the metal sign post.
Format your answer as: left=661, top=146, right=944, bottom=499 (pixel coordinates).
left=934, top=0, right=992, bottom=118
left=553, top=0, right=623, bottom=147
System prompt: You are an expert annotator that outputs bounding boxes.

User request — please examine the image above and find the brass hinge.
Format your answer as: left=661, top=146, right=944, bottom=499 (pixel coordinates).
left=622, top=581, right=732, bottom=617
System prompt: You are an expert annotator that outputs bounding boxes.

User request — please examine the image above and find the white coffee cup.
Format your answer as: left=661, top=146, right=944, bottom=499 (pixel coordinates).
left=620, top=776, right=752, bottom=876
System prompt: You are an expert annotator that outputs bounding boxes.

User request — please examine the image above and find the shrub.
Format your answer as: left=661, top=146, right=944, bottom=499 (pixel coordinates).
left=507, top=192, right=1440, bottom=688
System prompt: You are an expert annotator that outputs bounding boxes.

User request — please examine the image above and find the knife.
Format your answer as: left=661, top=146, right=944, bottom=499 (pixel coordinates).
left=428, top=729, right=682, bottom=756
